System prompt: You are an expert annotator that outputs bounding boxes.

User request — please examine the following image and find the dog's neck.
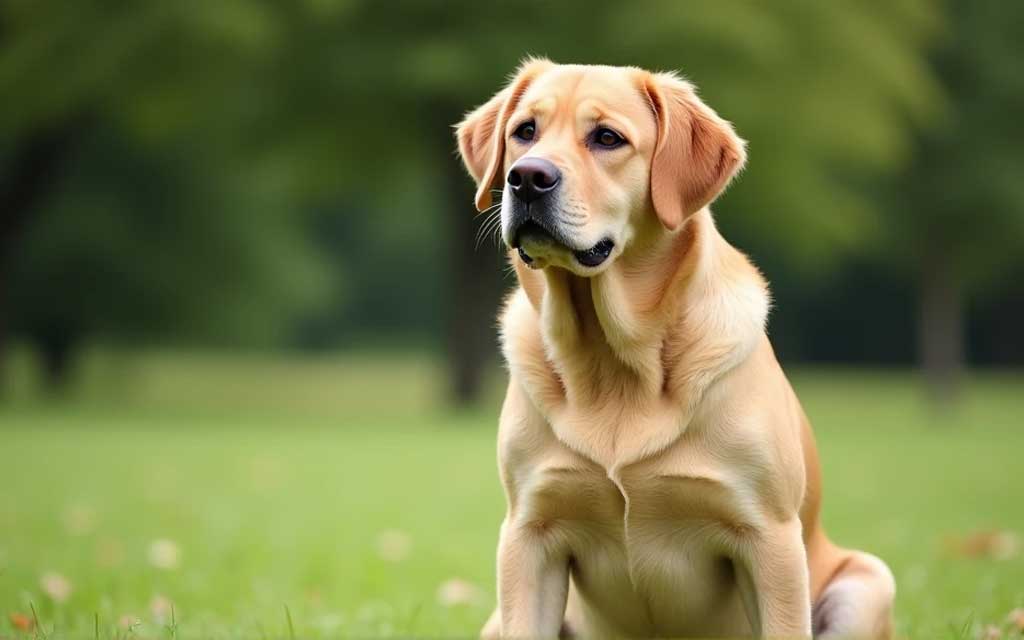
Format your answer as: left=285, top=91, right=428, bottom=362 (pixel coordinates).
left=511, top=208, right=770, bottom=409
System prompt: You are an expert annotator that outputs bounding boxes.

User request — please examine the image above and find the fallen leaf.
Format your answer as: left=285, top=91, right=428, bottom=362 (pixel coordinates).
left=118, top=614, right=141, bottom=631
left=436, top=578, right=484, bottom=607
left=979, top=623, right=1002, bottom=640
left=40, top=571, right=73, bottom=603
left=8, top=612, right=33, bottom=632
left=945, top=530, right=1020, bottom=560
left=148, top=539, right=181, bottom=570
left=376, top=529, right=412, bottom=562
left=1007, top=608, right=1024, bottom=631
left=150, top=594, right=173, bottom=623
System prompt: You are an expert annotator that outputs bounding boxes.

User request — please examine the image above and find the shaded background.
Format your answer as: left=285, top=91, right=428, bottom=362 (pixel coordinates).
left=1, top=3, right=1024, bottom=638
left=1, top=0, right=1022, bottom=406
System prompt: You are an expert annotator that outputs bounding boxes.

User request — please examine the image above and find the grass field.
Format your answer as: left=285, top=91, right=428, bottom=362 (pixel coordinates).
left=1, top=349, right=1023, bottom=638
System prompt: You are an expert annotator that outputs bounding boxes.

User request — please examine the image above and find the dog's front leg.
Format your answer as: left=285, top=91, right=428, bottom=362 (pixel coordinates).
left=496, top=518, right=570, bottom=639
left=736, top=519, right=812, bottom=639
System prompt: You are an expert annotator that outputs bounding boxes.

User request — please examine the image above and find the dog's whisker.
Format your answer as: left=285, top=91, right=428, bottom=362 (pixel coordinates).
left=476, top=221, right=496, bottom=250
left=488, top=216, right=505, bottom=243
left=491, top=219, right=505, bottom=249
left=487, top=214, right=507, bottom=249
left=475, top=209, right=504, bottom=250
left=476, top=210, right=498, bottom=228
left=475, top=216, right=494, bottom=249
left=476, top=213, right=496, bottom=238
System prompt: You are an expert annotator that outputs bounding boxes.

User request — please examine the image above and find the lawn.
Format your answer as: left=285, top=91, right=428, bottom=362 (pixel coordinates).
left=1, top=349, right=1022, bottom=638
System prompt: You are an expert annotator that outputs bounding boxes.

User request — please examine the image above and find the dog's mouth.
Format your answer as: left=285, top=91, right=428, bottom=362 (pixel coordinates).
left=572, top=239, right=616, bottom=267
left=512, top=221, right=615, bottom=268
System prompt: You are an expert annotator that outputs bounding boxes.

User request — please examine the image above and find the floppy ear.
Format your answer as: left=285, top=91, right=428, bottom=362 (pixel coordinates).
left=455, top=58, right=553, bottom=211
left=643, top=72, right=747, bottom=230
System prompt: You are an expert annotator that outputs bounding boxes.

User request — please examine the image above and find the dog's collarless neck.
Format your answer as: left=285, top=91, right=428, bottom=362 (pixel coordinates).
left=501, top=208, right=771, bottom=468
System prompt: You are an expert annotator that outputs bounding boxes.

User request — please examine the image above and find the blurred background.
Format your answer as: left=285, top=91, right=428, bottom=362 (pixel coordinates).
left=1, top=1, right=1023, bottom=638
left=1, top=0, right=1022, bottom=405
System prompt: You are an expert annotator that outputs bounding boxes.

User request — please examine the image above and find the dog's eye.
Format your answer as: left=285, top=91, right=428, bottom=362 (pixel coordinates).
left=593, top=127, right=625, bottom=149
left=513, top=121, right=536, bottom=142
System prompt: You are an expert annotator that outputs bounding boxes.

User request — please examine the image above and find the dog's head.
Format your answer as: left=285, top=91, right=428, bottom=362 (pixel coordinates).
left=456, top=59, right=746, bottom=275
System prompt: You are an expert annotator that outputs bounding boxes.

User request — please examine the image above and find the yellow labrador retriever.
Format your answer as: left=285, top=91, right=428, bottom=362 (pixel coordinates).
left=456, top=59, right=895, bottom=639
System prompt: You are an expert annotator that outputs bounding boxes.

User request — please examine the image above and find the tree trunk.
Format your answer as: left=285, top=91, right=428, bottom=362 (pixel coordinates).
left=0, top=306, right=7, bottom=395
left=917, top=247, right=965, bottom=408
left=0, top=117, right=89, bottom=392
left=438, top=108, right=504, bottom=407
left=38, top=332, right=76, bottom=392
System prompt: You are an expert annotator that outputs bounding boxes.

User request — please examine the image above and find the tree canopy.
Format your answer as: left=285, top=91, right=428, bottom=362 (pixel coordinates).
left=3, top=1, right=1021, bottom=403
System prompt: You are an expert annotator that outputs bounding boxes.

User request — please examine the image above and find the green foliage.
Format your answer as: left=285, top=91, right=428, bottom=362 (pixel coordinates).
left=0, top=2, right=333, bottom=355
left=0, top=1, right=994, bottom=364
left=891, top=1, right=1024, bottom=287
left=7, top=129, right=328, bottom=347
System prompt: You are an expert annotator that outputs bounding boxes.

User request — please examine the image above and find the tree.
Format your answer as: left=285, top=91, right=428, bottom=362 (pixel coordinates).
left=0, top=2, right=331, bottom=389
left=886, top=1, right=1024, bottom=404
left=0, top=118, right=86, bottom=386
left=1, top=1, right=945, bottom=403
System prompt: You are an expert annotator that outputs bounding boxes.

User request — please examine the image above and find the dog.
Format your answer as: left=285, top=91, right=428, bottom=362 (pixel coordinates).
left=455, top=59, right=895, bottom=639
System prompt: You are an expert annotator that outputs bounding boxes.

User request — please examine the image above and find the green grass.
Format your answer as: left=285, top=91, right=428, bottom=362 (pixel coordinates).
left=1, top=349, right=1023, bottom=638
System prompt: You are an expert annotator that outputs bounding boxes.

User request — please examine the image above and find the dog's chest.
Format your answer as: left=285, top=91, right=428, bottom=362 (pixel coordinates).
left=526, top=454, right=754, bottom=636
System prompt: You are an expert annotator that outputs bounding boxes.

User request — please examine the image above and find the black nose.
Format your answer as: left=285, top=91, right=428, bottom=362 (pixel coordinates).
left=507, top=157, right=561, bottom=203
